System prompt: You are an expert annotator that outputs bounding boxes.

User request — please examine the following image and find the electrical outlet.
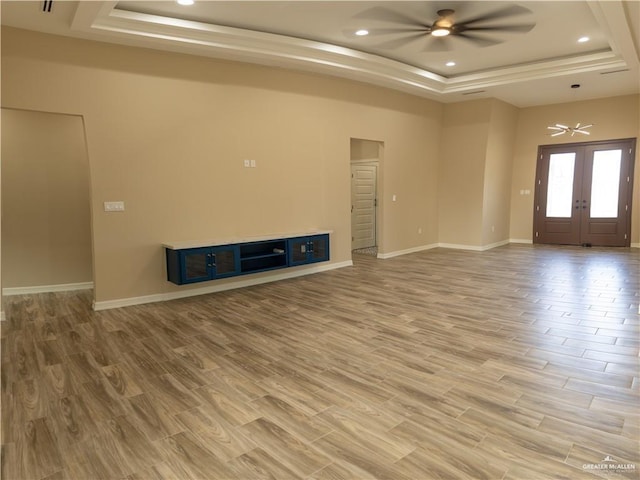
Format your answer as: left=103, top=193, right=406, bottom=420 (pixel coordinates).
left=243, top=159, right=250, bottom=168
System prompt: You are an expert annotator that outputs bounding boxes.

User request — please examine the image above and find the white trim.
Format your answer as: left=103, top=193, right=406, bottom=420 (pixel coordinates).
left=377, top=243, right=439, bottom=259
left=509, top=238, right=534, bottom=244
left=479, top=239, right=512, bottom=251
left=68, top=2, right=630, bottom=103
left=437, top=243, right=486, bottom=252
left=438, top=240, right=511, bottom=251
left=631, top=243, right=640, bottom=248
left=93, top=261, right=352, bottom=311
left=379, top=239, right=515, bottom=258
left=0, top=311, right=5, bottom=322
left=2, top=282, right=94, bottom=296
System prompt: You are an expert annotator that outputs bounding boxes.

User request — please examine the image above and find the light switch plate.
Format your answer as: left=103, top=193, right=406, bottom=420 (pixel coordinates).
left=104, top=201, right=125, bottom=212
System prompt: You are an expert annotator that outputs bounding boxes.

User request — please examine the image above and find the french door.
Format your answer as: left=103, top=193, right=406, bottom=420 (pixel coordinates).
left=534, top=138, right=635, bottom=247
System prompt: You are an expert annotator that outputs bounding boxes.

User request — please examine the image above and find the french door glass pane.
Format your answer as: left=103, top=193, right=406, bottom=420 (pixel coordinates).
left=546, top=153, right=576, bottom=217
left=590, top=149, right=621, bottom=218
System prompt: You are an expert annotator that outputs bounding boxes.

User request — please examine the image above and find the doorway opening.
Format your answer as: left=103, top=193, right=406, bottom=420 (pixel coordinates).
left=1, top=108, right=94, bottom=307
left=350, top=139, right=382, bottom=257
left=533, top=138, right=635, bottom=247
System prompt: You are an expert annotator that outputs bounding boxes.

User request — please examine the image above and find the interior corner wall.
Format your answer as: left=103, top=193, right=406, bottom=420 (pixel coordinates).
left=482, top=100, right=518, bottom=246
left=1, top=27, right=442, bottom=303
left=1, top=108, right=93, bottom=289
left=510, top=94, right=640, bottom=244
left=438, top=99, right=492, bottom=247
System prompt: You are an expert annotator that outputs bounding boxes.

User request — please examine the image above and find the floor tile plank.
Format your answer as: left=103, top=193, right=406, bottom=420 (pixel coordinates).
left=2, top=245, right=638, bottom=479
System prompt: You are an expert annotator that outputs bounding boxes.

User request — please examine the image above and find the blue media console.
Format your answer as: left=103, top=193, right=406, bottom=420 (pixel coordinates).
left=164, top=232, right=330, bottom=285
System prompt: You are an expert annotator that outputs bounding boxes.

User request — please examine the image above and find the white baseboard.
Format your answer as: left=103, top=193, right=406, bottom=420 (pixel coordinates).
left=2, top=282, right=94, bottom=296
left=438, top=239, right=510, bottom=252
left=377, top=243, right=439, bottom=259
left=0, top=311, right=5, bottom=322
left=380, top=239, right=517, bottom=258
left=437, top=243, right=484, bottom=252
left=93, top=261, right=353, bottom=311
left=509, top=238, right=533, bottom=244
left=631, top=243, right=640, bottom=248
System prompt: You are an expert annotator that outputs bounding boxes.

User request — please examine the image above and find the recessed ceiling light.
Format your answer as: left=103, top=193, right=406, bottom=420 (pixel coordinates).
left=177, top=0, right=194, bottom=5
left=578, top=36, right=590, bottom=43
left=355, top=29, right=369, bottom=36
left=446, top=61, right=456, bottom=67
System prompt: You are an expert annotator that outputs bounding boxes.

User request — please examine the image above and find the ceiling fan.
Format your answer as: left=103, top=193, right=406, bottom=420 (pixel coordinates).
left=354, top=4, right=535, bottom=51
left=547, top=123, right=593, bottom=137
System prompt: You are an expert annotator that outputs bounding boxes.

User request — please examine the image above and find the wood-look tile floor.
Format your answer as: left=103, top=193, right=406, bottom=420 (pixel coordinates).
left=2, top=245, right=639, bottom=480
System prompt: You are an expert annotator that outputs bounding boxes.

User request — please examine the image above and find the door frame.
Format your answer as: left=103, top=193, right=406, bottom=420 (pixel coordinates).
left=533, top=137, right=636, bottom=247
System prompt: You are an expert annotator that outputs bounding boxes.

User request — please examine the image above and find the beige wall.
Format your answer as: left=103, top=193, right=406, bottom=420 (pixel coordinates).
left=439, top=99, right=491, bottom=246
left=509, top=94, right=640, bottom=243
left=351, top=138, right=381, bottom=161
left=1, top=27, right=637, bottom=305
left=1, top=108, right=92, bottom=289
left=438, top=99, right=519, bottom=248
left=1, top=27, right=442, bottom=303
left=483, top=100, right=518, bottom=246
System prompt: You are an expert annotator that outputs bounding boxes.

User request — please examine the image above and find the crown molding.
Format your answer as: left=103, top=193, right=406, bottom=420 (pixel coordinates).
left=70, top=1, right=632, bottom=102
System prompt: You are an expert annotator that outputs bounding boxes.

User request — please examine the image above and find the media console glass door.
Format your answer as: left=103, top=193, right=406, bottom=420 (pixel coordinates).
left=288, top=235, right=330, bottom=266
left=212, top=247, right=239, bottom=278
left=180, top=247, right=212, bottom=283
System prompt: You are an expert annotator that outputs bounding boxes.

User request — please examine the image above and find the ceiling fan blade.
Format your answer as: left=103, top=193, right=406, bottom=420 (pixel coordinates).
left=454, top=32, right=502, bottom=48
left=547, top=126, right=563, bottom=131
left=458, top=23, right=535, bottom=34
left=421, top=36, right=453, bottom=52
left=362, top=26, right=431, bottom=36
left=455, top=5, right=531, bottom=27
left=573, top=129, right=591, bottom=135
left=342, top=26, right=430, bottom=39
left=551, top=131, right=566, bottom=137
left=556, top=124, right=569, bottom=129
left=372, top=33, right=429, bottom=50
left=354, top=7, right=428, bottom=28
left=579, top=124, right=593, bottom=129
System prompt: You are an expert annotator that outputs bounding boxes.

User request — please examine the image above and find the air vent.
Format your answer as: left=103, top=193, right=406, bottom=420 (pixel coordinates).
left=462, top=90, right=486, bottom=96
left=600, top=69, right=629, bottom=75
left=42, top=0, right=53, bottom=13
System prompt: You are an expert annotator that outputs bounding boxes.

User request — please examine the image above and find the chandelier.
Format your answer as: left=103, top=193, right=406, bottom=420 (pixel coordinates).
left=547, top=123, right=593, bottom=137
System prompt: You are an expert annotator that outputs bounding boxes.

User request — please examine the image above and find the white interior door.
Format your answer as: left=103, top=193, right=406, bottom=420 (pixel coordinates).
left=351, top=164, right=377, bottom=250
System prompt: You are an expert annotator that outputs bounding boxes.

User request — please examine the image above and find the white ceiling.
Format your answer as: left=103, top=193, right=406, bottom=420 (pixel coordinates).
left=2, top=1, right=639, bottom=107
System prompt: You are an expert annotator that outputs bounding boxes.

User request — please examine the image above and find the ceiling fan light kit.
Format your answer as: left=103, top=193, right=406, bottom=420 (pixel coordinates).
left=547, top=123, right=593, bottom=137
left=358, top=4, right=535, bottom=51
left=431, top=27, right=451, bottom=37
